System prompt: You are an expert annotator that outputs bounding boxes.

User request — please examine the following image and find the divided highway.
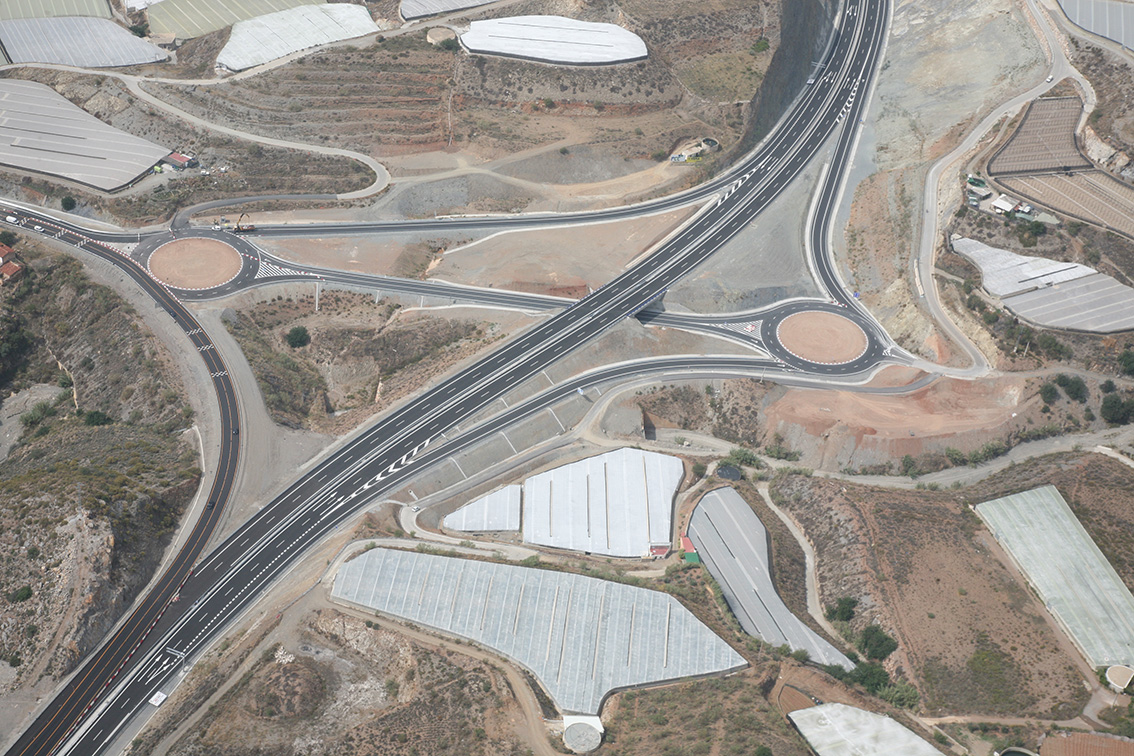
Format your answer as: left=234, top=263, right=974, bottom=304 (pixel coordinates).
left=0, top=210, right=242, bottom=756
left=4, top=0, right=891, bottom=752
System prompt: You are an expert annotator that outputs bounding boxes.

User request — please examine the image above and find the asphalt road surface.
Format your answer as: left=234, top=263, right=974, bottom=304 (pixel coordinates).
left=3, top=0, right=891, bottom=752
left=0, top=209, right=242, bottom=756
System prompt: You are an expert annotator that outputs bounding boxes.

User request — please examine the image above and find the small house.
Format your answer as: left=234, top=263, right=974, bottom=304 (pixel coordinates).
left=162, top=152, right=198, bottom=170
left=991, top=194, right=1018, bottom=214
left=0, top=261, right=25, bottom=285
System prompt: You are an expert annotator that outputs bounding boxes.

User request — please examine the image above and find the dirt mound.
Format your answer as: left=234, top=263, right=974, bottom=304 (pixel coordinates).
left=777, top=311, right=867, bottom=363
left=149, top=238, right=242, bottom=289
left=249, top=658, right=326, bottom=719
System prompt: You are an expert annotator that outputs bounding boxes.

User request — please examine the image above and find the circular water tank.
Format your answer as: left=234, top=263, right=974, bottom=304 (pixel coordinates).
left=563, top=722, right=603, bottom=753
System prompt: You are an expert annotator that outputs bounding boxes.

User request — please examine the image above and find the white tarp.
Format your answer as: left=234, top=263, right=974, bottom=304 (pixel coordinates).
left=0, top=16, right=166, bottom=67
left=460, top=16, right=648, bottom=65
left=216, top=3, right=378, bottom=71
left=444, top=485, right=521, bottom=532
left=522, top=448, right=681, bottom=558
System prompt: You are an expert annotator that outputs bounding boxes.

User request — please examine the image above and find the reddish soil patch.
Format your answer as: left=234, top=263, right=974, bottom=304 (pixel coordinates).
left=777, top=311, right=867, bottom=363
left=1041, top=732, right=1134, bottom=756
left=149, top=238, right=242, bottom=289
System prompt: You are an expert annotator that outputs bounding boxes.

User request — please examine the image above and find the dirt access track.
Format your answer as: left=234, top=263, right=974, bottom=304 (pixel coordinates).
left=148, top=237, right=243, bottom=289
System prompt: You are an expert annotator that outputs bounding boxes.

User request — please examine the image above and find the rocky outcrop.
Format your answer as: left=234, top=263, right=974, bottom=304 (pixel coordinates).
left=737, top=0, right=838, bottom=155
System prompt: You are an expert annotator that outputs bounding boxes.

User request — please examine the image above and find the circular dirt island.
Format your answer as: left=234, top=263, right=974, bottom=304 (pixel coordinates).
left=776, top=310, right=868, bottom=364
left=148, top=237, right=242, bottom=290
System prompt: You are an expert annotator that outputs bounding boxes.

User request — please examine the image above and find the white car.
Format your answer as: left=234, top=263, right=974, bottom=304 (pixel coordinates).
left=4, top=216, right=16, bottom=223
left=1046, top=75, right=1054, bottom=83
left=33, top=225, right=43, bottom=232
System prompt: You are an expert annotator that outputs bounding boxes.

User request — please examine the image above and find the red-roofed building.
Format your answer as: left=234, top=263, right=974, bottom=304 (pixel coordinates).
left=0, top=243, right=14, bottom=266
left=162, top=152, right=198, bottom=170
left=0, top=260, right=25, bottom=285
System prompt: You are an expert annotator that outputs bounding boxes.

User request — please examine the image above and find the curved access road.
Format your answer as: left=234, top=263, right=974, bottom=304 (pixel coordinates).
left=5, top=0, right=892, bottom=752
left=0, top=207, right=243, bottom=756
left=913, top=0, right=1091, bottom=377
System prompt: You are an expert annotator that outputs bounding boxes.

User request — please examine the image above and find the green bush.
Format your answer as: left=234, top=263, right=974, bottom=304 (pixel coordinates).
left=944, top=447, right=968, bottom=466
left=1040, top=383, right=1059, bottom=405
left=1101, top=379, right=1116, bottom=393
left=61, top=196, right=77, bottom=211
left=878, top=681, right=920, bottom=708
left=438, top=37, right=459, bottom=51
left=8, top=585, right=32, bottom=603
left=0, top=230, right=16, bottom=247
left=1101, top=393, right=1134, bottom=424
left=764, top=434, right=801, bottom=461
left=691, top=462, right=707, bottom=479
left=20, top=401, right=56, bottom=429
left=724, top=447, right=761, bottom=467
left=857, top=624, right=898, bottom=661
left=83, top=410, right=113, bottom=426
left=285, top=325, right=310, bottom=348
left=848, top=662, right=891, bottom=693
left=1053, top=374, right=1088, bottom=402
left=1037, top=333, right=1071, bottom=360
left=825, top=597, right=858, bottom=622
left=969, top=440, right=1010, bottom=465
left=1120, top=350, right=1134, bottom=376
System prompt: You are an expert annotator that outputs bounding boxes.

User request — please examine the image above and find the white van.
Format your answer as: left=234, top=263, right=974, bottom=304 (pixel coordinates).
left=4, top=216, right=16, bottom=223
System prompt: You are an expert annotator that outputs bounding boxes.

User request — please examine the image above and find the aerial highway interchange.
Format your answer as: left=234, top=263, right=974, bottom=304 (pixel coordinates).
left=3, top=0, right=900, bottom=753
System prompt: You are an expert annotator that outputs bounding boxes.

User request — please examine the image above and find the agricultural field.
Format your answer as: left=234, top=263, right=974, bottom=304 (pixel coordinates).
left=768, top=450, right=1134, bottom=719
left=0, top=69, right=372, bottom=225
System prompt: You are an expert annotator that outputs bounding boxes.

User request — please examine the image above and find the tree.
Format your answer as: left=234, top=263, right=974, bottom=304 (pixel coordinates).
left=61, top=196, right=77, bottom=211
left=1120, top=350, right=1134, bottom=376
left=1100, top=394, right=1134, bottom=424
left=1053, top=374, right=1088, bottom=402
left=825, top=597, right=858, bottom=622
left=438, top=37, right=459, bottom=51
left=857, top=624, right=898, bottom=661
left=285, top=326, right=310, bottom=348
left=1101, top=379, right=1117, bottom=394
left=1039, top=383, right=1059, bottom=405
left=0, top=230, right=16, bottom=247
left=848, top=662, right=891, bottom=693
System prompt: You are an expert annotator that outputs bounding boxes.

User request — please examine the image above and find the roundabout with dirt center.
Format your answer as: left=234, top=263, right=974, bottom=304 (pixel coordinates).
left=148, top=237, right=244, bottom=290
left=775, top=310, right=869, bottom=365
